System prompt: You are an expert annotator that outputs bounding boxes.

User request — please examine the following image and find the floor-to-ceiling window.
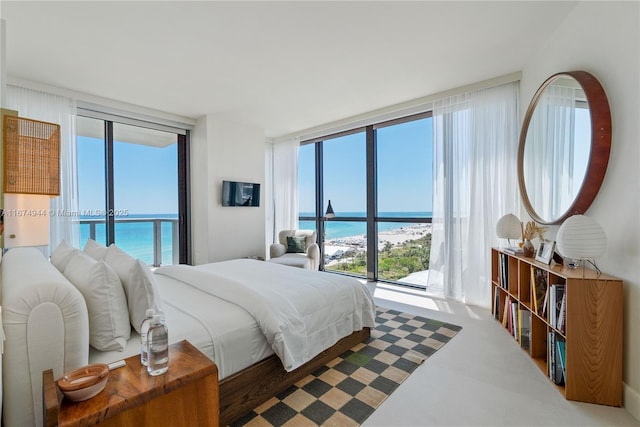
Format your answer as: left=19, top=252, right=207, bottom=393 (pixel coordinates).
left=298, top=113, right=432, bottom=287
left=322, top=131, right=367, bottom=275
left=375, top=116, right=432, bottom=286
left=76, top=113, right=190, bottom=265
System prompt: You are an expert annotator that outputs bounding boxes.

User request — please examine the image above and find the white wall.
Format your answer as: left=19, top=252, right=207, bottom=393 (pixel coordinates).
left=520, top=1, right=640, bottom=418
left=190, top=115, right=267, bottom=264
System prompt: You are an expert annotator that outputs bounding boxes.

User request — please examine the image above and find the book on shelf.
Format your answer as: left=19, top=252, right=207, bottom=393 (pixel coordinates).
left=541, top=286, right=549, bottom=318
left=556, top=339, right=566, bottom=384
left=493, top=291, right=500, bottom=320
left=550, top=284, right=566, bottom=329
left=532, top=266, right=548, bottom=317
left=503, top=246, right=524, bottom=256
left=499, top=253, right=509, bottom=289
left=519, top=309, right=531, bottom=351
left=548, top=332, right=565, bottom=385
left=557, top=292, right=567, bottom=334
left=510, top=300, right=519, bottom=339
left=502, top=296, right=510, bottom=328
left=548, top=332, right=553, bottom=380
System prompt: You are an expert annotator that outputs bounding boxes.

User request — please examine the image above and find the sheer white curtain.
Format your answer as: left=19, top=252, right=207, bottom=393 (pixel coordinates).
left=427, top=82, right=519, bottom=307
left=5, top=84, right=80, bottom=251
left=269, top=139, right=299, bottom=248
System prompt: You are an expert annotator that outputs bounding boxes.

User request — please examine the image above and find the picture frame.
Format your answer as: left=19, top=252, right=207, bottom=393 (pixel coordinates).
left=536, top=239, right=556, bottom=264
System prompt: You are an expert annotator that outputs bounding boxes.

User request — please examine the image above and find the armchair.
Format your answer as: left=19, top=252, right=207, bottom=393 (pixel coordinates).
left=268, top=230, right=320, bottom=270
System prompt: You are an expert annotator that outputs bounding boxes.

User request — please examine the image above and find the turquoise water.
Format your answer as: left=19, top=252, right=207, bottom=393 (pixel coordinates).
left=299, top=211, right=432, bottom=239
left=79, top=214, right=177, bottom=265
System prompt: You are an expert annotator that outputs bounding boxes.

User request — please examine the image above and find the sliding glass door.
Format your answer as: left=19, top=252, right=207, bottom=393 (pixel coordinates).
left=297, top=113, right=433, bottom=287
left=322, top=132, right=367, bottom=275
left=112, top=123, right=179, bottom=265
left=76, top=115, right=189, bottom=265
left=375, top=117, right=433, bottom=286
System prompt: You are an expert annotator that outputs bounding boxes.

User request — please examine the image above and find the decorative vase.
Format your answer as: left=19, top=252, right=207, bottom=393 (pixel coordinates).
left=523, top=239, right=535, bottom=257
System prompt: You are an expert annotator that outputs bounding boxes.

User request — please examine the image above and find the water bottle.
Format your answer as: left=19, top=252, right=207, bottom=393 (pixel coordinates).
left=139, top=309, right=155, bottom=366
left=147, top=314, right=169, bottom=376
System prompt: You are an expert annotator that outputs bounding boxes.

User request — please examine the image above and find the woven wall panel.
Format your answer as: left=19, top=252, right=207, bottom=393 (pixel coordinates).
left=3, top=115, right=60, bottom=195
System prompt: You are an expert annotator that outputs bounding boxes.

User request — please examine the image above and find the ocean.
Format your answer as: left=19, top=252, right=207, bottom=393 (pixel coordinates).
left=79, top=212, right=432, bottom=264
left=79, top=214, right=178, bottom=266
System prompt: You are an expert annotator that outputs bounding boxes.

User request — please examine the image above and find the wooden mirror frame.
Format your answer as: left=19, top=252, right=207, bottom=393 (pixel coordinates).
left=517, top=71, right=611, bottom=225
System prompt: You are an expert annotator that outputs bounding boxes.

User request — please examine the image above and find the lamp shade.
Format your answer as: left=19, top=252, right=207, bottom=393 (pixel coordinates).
left=556, top=214, right=607, bottom=260
left=496, top=214, right=521, bottom=240
left=325, top=200, right=335, bottom=219
left=3, top=115, right=60, bottom=196
left=3, top=194, right=50, bottom=248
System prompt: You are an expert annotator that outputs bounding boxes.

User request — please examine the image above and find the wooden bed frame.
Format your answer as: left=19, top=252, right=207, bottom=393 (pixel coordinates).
left=219, top=327, right=371, bottom=425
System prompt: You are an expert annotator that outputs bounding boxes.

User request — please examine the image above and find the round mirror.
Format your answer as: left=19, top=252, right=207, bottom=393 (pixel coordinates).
left=518, top=71, right=611, bottom=224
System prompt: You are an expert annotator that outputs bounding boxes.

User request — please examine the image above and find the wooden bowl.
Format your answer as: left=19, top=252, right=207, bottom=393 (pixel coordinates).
left=57, top=363, right=109, bottom=402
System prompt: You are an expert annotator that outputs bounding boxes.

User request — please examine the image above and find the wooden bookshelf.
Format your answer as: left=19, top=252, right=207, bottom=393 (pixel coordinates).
left=491, top=247, right=622, bottom=406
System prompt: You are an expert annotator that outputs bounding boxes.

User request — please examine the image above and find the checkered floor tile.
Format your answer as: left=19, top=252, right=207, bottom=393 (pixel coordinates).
left=230, top=307, right=462, bottom=426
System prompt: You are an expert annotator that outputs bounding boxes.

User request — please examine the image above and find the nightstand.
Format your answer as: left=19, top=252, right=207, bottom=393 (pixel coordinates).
left=43, top=340, right=219, bottom=427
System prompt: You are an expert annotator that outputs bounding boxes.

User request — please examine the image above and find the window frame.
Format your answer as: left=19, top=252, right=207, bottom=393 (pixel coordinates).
left=300, top=111, right=432, bottom=287
left=77, top=111, right=191, bottom=265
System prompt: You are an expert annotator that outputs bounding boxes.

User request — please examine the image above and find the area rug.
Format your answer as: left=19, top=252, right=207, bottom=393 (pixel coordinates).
left=231, top=307, right=462, bottom=426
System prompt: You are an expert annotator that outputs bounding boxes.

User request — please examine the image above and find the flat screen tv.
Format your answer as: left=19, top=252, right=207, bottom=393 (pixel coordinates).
left=222, top=180, right=260, bottom=207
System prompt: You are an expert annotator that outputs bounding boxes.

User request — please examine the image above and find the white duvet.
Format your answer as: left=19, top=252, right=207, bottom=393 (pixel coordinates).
left=155, top=259, right=376, bottom=372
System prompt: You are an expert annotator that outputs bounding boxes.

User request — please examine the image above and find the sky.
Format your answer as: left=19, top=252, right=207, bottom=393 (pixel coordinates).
left=77, top=136, right=178, bottom=215
left=298, top=116, right=433, bottom=215
left=78, top=116, right=432, bottom=217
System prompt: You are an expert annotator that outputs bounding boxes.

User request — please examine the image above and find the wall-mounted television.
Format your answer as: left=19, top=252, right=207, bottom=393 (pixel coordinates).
left=222, top=180, right=261, bottom=207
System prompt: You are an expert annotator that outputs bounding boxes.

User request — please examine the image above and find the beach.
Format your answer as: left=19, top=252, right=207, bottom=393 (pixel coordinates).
left=324, top=223, right=432, bottom=261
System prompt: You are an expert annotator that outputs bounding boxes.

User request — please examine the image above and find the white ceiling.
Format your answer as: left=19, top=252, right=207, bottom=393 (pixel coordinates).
left=1, top=1, right=579, bottom=138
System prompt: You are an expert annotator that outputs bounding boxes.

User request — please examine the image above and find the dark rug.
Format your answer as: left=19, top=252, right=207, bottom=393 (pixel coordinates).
left=231, top=307, right=462, bottom=426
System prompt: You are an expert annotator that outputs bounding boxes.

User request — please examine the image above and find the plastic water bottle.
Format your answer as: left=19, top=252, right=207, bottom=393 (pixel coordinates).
left=139, top=309, right=155, bottom=366
left=147, top=314, right=169, bottom=376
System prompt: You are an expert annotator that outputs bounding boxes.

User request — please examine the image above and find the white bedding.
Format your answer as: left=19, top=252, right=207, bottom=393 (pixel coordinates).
left=91, top=259, right=375, bottom=378
left=90, top=272, right=274, bottom=379
left=156, top=259, right=376, bottom=372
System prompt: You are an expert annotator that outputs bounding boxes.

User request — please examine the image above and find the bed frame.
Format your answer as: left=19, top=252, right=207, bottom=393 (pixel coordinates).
left=219, top=327, right=371, bottom=425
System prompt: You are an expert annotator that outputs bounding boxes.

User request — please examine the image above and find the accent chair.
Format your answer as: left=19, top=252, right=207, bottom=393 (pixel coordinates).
left=268, top=229, right=320, bottom=270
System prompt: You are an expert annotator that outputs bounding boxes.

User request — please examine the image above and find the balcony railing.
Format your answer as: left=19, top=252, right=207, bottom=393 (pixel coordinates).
left=78, top=218, right=179, bottom=267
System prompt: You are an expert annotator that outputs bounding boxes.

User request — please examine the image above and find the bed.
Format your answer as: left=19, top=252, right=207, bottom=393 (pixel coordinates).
left=1, top=247, right=375, bottom=426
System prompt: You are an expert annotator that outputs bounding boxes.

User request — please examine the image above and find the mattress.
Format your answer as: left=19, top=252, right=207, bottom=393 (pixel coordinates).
left=89, top=272, right=274, bottom=379
left=90, top=259, right=375, bottom=379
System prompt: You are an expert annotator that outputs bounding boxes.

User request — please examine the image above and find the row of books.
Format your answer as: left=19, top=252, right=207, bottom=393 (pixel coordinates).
left=501, top=296, right=531, bottom=351
left=550, top=284, right=567, bottom=334
left=498, top=253, right=510, bottom=290
left=549, top=332, right=566, bottom=385
left=529, top=266, right=567, bottom=333
left=497, top=291, right=566, bottom=386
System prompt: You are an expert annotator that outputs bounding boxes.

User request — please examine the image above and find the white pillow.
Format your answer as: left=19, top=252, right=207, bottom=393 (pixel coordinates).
left=63, top=250, right=131, bottom=351
left=104, top=245, right=162, bottom=331
left=128, top=260, right=164, bottom=333
left=104, top=244, right=137, bottom=285
left=83, top=239, right=108, bottom=260
left=51, top=240, right=76, bottom=272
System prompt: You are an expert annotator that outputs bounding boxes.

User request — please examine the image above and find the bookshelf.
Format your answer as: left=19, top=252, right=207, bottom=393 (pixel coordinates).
left=491, top=247, right=623, bottom=406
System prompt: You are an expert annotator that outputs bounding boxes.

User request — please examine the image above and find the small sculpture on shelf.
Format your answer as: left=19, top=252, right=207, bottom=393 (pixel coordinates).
left=520, top=221, right=547, bottom=258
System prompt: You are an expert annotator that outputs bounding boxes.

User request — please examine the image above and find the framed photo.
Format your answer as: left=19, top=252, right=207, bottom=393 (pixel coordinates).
left=536, top=239, right=556, bottom=264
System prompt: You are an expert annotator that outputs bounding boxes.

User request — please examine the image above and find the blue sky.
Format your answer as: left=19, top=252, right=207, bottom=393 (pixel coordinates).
left=77, top=137, right=178, bottom=215
left=298, top=117, right=433, bottom=215
left=79, top=117, right=432, bottom=217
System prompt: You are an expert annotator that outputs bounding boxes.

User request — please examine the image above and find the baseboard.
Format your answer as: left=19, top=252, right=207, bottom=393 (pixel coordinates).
left=624, top=382, right=640, bottom=422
